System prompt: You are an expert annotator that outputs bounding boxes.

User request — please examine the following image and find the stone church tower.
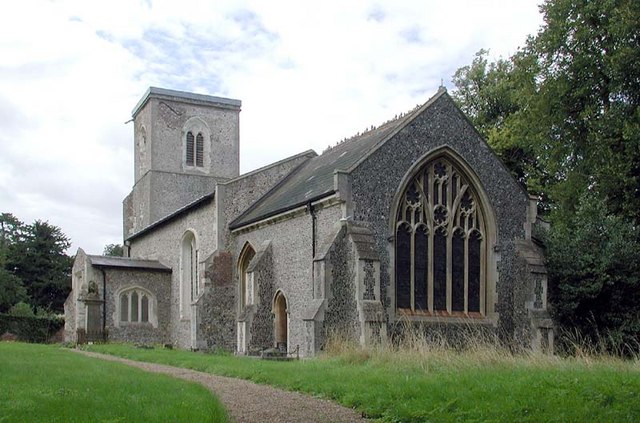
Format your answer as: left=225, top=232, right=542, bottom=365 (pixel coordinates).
left=123, top=87, right=241, bottom=237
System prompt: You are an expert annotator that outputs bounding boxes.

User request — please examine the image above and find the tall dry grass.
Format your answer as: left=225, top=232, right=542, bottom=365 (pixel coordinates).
left=321, top=322, right=638, bottom=372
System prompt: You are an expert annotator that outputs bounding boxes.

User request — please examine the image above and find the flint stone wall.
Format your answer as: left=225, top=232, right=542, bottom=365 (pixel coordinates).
left=104, top=268, right=171, bottom=345
left=128, top=198, right=217, bottom=349
left=232, top=203, right=343, bottom=356
left=349, top=93, right=531, bottom=346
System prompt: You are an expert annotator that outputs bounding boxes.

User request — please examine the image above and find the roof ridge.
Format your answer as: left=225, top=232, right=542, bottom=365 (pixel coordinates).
left=321, top=99, right=430, bottom=154
left=344, top=87, right=448, bottom=173
left=87, top=254, right=158, bottom=262
left=222, top=149, right=316, bottom=186
left=228, top=158, right=313, bottom=229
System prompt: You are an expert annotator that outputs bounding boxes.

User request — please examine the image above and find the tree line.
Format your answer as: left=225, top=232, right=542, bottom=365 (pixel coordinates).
left=0, top=213, right=73, bottom=315
left=451, top=0, right=640, bottom=352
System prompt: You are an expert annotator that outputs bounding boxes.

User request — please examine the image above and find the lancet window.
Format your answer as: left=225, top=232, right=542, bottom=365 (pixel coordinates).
left=186, top=131, right=204, bottom=167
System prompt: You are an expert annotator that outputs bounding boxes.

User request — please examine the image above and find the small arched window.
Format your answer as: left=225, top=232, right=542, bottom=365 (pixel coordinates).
left=185, top=131, right=205, bottom=168
left=196, top=133, right=204, bottom=167
left=118, top=287, right=155, bottom=325
left=395, top=156, right=488, bottom=317
left=186, top=131, right=195, bottom=166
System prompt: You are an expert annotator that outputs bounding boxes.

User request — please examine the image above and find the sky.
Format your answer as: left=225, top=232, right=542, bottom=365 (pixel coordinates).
left=0, top=0, right=543, bottom=255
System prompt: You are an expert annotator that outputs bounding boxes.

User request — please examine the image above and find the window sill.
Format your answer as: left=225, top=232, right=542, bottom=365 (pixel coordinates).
left=118, top=321, right=157, bottom=329
left=395, top=309, right=497, bottom=325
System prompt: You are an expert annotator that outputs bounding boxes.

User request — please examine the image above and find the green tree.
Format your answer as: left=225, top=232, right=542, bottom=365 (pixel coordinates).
left=546, top=193, right=640, bottom=353
left=0, top=214, right=27, bottom=312
left=452, top=0, right=640, bottom=219
left=0, top=268, right=27, bottom=313
left=451, top=49, right=545, bottom=195
left=532, top=0, right=640, bottom=221
left=0, top=213, right=24, bottom=249
left=103, top=243, right=124, bottom=257
left=8, top=301, right=35, bottom=317
left=452, top=0, right=640, bottom=352
left=6, top=220, right=72, bottom=313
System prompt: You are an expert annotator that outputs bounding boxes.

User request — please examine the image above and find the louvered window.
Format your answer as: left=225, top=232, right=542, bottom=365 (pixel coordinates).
left=395, top=157, right=486, bottom=316
left=186, top=131, right=195, bottom=166
left=195, top=133, right=204, bottom=167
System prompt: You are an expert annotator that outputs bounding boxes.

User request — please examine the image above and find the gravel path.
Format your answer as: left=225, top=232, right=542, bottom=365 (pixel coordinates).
left=74, top=350, right=369, bottom=423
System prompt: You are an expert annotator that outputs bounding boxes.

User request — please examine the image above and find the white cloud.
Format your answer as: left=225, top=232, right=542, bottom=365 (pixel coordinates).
left=0, top=0, right=542, bottom=255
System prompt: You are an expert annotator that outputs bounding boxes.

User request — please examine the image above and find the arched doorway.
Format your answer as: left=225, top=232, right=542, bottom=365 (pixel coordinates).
left=273, top=291, right=288, bottom=352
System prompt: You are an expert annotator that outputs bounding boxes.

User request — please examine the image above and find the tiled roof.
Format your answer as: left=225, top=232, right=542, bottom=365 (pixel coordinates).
left=125, top=192, right=215, bottom=242
left=88, top=255, right=171, bottom=272
left=229, top=89, right=447, bottom=229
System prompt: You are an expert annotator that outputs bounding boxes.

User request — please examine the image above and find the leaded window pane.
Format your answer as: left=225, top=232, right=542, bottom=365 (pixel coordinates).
left=120, top=294, right=128, bottom=322
left=141, top=295, right=149, bottom=322
left=468, top=231, right=482, bottom=313
left=414, top=226, right=428, bottom=311
left=433, top=228, right=447, bottom=311
left=131, top=291, right=139, bottom=322
left=452, top=230, right=465, bottom=312
left=396, top=223, right=412, bottom=309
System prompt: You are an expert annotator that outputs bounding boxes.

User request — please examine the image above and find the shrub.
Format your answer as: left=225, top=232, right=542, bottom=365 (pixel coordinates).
left=8, top=301, right=35, bottom=317
left=0, top=313, right=64, bottom=343
left=546, top=193, right=640, bottom=356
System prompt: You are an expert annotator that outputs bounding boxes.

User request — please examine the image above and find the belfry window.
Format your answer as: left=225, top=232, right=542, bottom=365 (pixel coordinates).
left=395, top=157, right=486, bottom=316
left=186, top=131, right=204, bottom=168
left=186, top=131, right=195, bottom=166
left=196, top=133, right=204, bottom=167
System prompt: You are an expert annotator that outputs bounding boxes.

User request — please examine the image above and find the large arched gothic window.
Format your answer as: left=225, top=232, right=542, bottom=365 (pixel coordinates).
left=180, top=231, right=199, bottom=319
left=395, top=156, right=487, bottom=317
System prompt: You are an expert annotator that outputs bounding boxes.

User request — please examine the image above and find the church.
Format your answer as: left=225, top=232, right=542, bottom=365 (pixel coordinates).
left=64, top=86, right=553, bottom=356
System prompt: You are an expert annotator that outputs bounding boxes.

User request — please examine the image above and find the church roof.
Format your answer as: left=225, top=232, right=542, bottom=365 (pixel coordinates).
left=229, top=88, right=448, bottom=229
left=88, top=255, right=171, bottom=272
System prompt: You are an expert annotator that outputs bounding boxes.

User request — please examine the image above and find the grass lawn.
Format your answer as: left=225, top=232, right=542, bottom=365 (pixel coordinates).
left=85, top=343, right=640, bottom=423
left=0, top=342, right=228, bottom=423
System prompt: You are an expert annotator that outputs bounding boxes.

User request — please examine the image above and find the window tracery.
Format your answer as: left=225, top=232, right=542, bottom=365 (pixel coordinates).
left=118, top=287, right=155, bottom=325
left=395, top=157, right=486, bottom=316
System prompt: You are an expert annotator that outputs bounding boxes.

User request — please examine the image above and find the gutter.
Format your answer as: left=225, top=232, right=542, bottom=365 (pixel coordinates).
left=229, top=191, right=335, bottom=231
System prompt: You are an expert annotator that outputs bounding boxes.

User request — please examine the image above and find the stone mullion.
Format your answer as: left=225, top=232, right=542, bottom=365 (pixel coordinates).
left=478, top=210, right=486, bottom=316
